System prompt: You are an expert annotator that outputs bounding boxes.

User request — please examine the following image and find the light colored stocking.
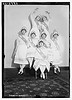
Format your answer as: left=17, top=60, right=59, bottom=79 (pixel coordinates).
left=18, top=64, right=25, bottom=74
left=42, top=73, right=45, bottom=79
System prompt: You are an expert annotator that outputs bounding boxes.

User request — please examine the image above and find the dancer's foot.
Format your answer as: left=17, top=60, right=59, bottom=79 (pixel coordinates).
left=18, top=64, right=25, bottom=75
left=40, top=73, right=42, bottom=78
left=18, top=69, right=23, bottom=75
left=54, top=68, right=57, bottom=73
left=42, top=73, right=45, bottom=79
left=58, top=67, right=60, bottom=72
left=54, top=66, right=60, bottom=73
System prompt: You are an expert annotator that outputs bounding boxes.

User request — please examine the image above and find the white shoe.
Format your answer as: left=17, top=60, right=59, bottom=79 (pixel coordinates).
left=40, top=73, right=42, bottom=78
left=18, top=69, right=23, bottom=75
left=54, top=68, right=57, bottom=73
left=58, top=68, right=60, bottom=72
left=43, top=73, right=45, bottom=79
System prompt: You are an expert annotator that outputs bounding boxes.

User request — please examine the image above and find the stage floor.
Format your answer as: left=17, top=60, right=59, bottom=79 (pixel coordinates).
left=3, top=68, right=70, bottom=98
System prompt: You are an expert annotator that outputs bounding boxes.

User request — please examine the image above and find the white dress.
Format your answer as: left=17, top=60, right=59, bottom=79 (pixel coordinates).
left=14, top=35, right=29, bottom=64
left=51, top=35, right=64, bottom=65
left=39, top=38, right=62, bottom=65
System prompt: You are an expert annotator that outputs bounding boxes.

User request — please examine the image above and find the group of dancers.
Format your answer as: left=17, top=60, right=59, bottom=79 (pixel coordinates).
left=12, top=8, right=64, bottom=79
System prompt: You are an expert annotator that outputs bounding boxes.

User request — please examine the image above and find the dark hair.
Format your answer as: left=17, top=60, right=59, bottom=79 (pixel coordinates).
left=39, top=40, right=44, bottom=45
left=21, top=28, right=27, bottom=33
left=41, top=33, right=47, bottom=38
left=53, top=33, right=59, bottom=37
left=35, top=15, right=41, bottom=21
left=42, top=16, right=48, bottom=22
left=30, top=32, right=36, bottom=37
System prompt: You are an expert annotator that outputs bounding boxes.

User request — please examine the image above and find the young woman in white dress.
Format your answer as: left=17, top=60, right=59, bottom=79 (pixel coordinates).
left=33, top=40, right=50, bottom=79
left=14, top=27, right=30, bottom=74
left=50, top=30, right=64, bottom=73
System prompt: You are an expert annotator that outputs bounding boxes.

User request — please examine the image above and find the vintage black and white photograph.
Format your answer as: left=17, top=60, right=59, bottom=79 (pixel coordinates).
left=2, top=2, right=70, bottom=98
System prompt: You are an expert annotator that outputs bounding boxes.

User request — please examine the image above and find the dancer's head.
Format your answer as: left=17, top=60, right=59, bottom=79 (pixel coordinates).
left=41, top=15, right=48, bottom=22
left=30, top=32, right=36, bottom=39
left=35, top=15, right=42, bottom=23
left=50, top=30, right=59, bottom=40
left=53, top=31, right=59, bottom=39
left=21, top=27, right=27, bottom=35
left=35, top=15, right=48, bottom=23
left=53, top=33, right=59, bottom=39
left=39, top=40, right=44, bottom=47
left=41, top=33, right=47, bottom=39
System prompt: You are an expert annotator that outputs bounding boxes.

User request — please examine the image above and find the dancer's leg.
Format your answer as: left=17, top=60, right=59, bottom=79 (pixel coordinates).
left=54, top=67, right=57, bottom=73
left=56, top=65, right=60, bottom=72
left=46, top=62, right=50, bottom=72
left=45, top=72, right=47, bottom=79
left=40, top=65, right=45, bottom=79
left=54, top=65, right=60, bottom=73
left=40, top=73, right=42, bottom=78
left=35, top=71, right=37, bottom=79
left=28, top=57, right=33, bottom=68
left=18, top=64, right=25, bottom=74
left=42, top=72, right=45, bottom=79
